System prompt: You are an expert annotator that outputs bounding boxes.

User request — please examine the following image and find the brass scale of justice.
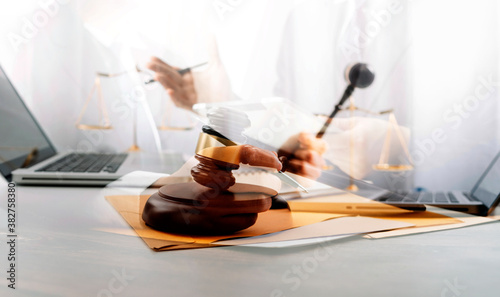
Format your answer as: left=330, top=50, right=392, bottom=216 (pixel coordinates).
left=74, top=64, right=204, bottom=151
left=75, top=63, right=413, bottom=188
left=315, top=63, right=413, bottom=190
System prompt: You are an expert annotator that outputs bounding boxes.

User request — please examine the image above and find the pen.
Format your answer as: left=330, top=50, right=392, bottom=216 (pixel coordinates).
left=277, top=170, right=309, bottom=193
left=201, top=125, right=308, bottom=193
left=145, top=62, right=208, bottom=84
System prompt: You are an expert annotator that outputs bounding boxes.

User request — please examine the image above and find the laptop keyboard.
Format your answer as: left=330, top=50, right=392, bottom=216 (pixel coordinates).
left=376, top=191, right=463, bottom=204
left=36, top=153, right=127, bottom=173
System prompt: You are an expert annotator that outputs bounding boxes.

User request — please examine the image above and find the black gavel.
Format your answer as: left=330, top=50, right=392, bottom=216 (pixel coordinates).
left=316, top=63, right=375, bottom=138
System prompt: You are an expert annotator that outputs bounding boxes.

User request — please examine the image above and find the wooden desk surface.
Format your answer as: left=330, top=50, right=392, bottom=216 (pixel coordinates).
left=1, top=182, right=499, bottom=297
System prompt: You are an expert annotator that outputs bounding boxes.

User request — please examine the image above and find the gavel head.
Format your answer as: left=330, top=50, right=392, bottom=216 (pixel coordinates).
left=191, top=144, right=283, bottom=191
left=344, top=63, right=375, bottom=88
left=193, top=106, right=254, bottom=191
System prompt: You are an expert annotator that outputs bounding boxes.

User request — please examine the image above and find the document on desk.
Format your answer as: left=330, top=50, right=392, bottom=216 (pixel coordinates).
left=105, top=170, right=480, bottom=250
left=286, top=191, right=418, bottom=215
left=364, top=206, right=500, bottom=239
left=282, top=188, right=474, bottom=239
left=105, top=193, right=350, bottom=250
left=103, top=169, right=415, bottom=251
left=105, top=193, right=416, bottom=250
left=213, top=216, right=413, bottom=246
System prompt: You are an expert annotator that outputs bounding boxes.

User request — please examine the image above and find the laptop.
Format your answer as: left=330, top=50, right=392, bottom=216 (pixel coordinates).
left=323, top=150, right=500, bottom=216
left=0, top=64, right=184, bottom=186
left=282, top=151, right=500, bottom=216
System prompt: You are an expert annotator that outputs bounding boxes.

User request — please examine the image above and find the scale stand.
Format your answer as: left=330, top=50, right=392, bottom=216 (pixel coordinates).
left=373, top=112, right=414, bottom=171
left=345, top=99, right=359, bottom=191
left=76, top=70, right=147, bottom=152
left=342, top=100, right=413, bottom=192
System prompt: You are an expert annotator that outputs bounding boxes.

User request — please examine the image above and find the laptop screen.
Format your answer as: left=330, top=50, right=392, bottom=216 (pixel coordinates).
left=471, top=151, right=500, bottom=209
left=0, top=65, right=56, bottom=179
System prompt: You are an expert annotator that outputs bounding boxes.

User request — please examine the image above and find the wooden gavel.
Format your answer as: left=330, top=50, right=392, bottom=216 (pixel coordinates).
left=142, top=141, right=285, bottom=235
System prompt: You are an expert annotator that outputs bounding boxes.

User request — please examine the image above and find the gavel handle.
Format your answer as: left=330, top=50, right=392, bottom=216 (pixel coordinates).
left=316, top=84, right=355, bottom=138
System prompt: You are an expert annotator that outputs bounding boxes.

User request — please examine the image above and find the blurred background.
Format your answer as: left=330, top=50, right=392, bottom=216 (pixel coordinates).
left=0, top=0, right=499, bottom=191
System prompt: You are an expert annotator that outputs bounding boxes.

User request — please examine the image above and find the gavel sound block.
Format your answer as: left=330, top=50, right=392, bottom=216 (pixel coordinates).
left=142, top=145, right=283, bottom=235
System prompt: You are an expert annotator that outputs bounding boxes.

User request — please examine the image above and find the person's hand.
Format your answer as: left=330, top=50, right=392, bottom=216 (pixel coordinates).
left=146, top=56, right=198, bottom=110
left=278, top=132, right=327, bottom=180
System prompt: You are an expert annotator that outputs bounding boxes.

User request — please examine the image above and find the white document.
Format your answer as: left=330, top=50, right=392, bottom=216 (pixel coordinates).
left=214, top=216, right=414, bottom=247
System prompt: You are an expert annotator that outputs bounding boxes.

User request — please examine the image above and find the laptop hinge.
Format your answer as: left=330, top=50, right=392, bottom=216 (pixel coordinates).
left=464, top=192, right=481, bottom=202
